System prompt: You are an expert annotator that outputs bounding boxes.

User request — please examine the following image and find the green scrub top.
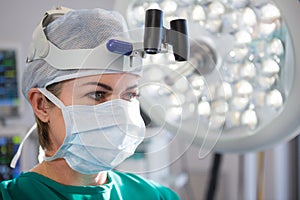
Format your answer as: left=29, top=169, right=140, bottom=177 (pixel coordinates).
left=0, top=170, right=180, bottom=200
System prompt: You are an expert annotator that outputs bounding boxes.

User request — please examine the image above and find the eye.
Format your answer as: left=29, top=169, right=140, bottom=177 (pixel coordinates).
left=87, top=91, right=107, bottom=102
left=123, top=92, right=140, bottom=102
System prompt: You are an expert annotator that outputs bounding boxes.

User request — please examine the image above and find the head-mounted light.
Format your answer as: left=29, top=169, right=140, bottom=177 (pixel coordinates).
left=26, top=7, right=189, bottom=73
left=26, top=7, right=144, bottom=74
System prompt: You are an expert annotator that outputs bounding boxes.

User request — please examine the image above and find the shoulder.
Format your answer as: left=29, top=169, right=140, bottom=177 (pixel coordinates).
left=0, top=176, right=24, bottom=200
left=0, top=172, right=48, bottom=199
left=109, top=170, right=180, bottom=200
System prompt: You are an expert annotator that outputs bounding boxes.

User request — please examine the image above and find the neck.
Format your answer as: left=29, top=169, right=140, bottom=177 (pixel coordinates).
left=31, top=159, right=108, bottom=186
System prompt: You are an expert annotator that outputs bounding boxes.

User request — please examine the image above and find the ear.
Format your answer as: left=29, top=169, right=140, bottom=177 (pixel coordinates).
left=28, top=88, right=51, bottom=123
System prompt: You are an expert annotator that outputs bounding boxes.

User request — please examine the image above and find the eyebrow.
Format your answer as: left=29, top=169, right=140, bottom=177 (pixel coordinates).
left=83, top=82, right=113, bottom=91
left=82, top=82, right=138, bottom=91
left=125, top=84, right=138, bottom=91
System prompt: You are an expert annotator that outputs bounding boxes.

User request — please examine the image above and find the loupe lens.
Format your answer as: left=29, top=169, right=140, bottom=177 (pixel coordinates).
left=144, top=9, right=163, bottom=54
left=170, top=19, right=189, bottom=61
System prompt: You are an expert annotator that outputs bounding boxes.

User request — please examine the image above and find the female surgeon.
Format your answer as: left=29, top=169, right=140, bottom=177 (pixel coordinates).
left=0, top=7, right=180, bottom=200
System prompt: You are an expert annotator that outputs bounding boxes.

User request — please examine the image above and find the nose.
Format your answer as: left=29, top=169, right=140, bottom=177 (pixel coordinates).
left=105, top=93, right=121, bottom=101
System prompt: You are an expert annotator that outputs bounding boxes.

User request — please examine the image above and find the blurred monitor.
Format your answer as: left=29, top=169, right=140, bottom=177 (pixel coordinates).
left=0, top=47, right=20, bottom=117
left=0, top=136, right=21, bottom=180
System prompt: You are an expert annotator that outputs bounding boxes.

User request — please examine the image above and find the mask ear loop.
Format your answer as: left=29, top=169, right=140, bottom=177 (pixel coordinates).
left=10, top=123, right=37, bottom=168
left=38, top=88, right=65, bottom=108
left=10, top=87, right=65, bottom=168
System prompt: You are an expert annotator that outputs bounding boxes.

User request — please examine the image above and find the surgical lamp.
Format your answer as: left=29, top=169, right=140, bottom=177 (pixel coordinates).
left=120, top=0, right=300, bottom=154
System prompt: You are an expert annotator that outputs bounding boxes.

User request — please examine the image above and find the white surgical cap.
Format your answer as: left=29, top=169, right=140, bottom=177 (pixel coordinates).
left=22, top=8, right=142, bottom=100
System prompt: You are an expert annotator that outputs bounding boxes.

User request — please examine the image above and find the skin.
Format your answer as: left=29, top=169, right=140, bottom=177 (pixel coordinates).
left=27, top=73, right=140, bottom=186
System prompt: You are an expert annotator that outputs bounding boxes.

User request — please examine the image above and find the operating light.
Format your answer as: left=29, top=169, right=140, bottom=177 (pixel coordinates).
left=122, top=0, right=299, bottom=153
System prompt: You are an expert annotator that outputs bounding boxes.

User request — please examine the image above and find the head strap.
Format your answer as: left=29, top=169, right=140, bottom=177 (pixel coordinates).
left=26, top=7, right=143, bottom=73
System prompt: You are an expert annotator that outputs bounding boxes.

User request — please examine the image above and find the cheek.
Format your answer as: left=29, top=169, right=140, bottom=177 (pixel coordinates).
left=49, top=107, right=66, bottom=147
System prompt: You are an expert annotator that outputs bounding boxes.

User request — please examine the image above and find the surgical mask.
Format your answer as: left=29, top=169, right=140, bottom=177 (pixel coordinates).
left=37, top=88, right=145, bottom=174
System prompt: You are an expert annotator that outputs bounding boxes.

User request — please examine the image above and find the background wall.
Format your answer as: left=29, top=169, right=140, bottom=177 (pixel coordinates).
left=0, top=1, right=298, bottom=200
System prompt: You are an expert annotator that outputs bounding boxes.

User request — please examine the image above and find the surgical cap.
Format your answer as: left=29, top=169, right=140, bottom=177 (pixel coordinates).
left=22, top=8, right=142, bottom=100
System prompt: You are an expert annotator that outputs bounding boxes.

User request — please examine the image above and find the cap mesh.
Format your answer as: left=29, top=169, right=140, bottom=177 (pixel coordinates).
left=22, top=8, right=133, bottom=100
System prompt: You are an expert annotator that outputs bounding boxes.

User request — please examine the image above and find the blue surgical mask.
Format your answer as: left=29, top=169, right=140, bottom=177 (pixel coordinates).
left=37, top=88, right=145, bottom=174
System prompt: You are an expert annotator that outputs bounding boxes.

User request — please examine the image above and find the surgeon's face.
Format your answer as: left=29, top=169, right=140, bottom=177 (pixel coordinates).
left=59, top=73, right=140, bottom=105
left=46, top=73, right=140, bottom=154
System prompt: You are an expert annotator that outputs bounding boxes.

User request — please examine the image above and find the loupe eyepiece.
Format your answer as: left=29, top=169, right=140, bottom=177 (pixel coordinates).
left=143, top=9, right=189, bottom=61
left=144, top=9, right=163, bottom=54
left=170, top=19, right=189, bottom=61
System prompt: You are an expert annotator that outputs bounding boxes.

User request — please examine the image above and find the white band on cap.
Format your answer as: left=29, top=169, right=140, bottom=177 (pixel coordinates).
left=27, top=7, right=143, bottom=75
left=42, top=40, right=143, bottom=72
